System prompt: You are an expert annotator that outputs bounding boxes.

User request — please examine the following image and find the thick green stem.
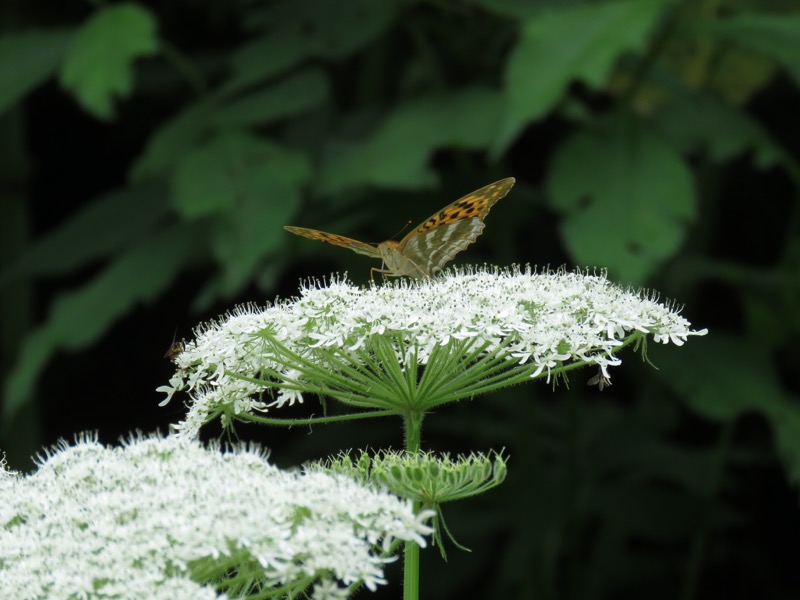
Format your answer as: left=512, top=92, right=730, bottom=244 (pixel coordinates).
left=403, top=410, right=423, bottom=454
left=402, top=410, right=424, bottom=600
left=403, top=540, right=421, bottom=600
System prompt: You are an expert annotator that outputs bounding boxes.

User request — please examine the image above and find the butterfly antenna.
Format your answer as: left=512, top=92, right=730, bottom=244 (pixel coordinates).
left=389, top=219, right=414, bottom=241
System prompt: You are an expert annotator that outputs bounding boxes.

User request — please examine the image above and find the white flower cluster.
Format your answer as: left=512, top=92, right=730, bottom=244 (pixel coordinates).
left=159, top=266, right=706, bottom=436
left=0, top=434, right=433, bottom=599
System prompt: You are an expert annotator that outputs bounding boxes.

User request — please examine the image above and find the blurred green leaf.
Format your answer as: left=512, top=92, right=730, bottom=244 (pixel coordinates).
left=129, top=98, right=217, bottom=182
left=320, top=88, right=503, bottom=193
left=171, top=131, right=309, bottom=218
left=131, top=71, right=328, bottom=182
left=770, top=400, right=800, bottom=484
left=227, top=30, right=318, bottom=94
left=651, top=90, right=785, bottom=168
left=497, top=0, right=669, bottom=152
left=548, top=115, right=696, bottom=282
left=212, top=184, right=303, bottom=295
left=579, top=398, right=719, bottom=493
left=705, top=43, right=779, bottom=106
left=653, top=334, right=785, bottom=422
left=465, top=0, right=541, bottom=19
left=0, top=182, right=168, bottom=286
left=59, top=3, right=158, bottom=119
left=228, top=0, right=401, bottom=94
left=170, top=130, right=308, bottom=295
left=2, top=225, right=199, bottom=427
left=708, top=14, right=800, bottom=83
left=0, top=30, right=72, bottom=116
left=654, top=332, right=800, bottom=486
left=464, top=397, right=731, bottom=599
left=741, top=268, right=800, bottom=348
left=211, top=68, right=330, bottom=129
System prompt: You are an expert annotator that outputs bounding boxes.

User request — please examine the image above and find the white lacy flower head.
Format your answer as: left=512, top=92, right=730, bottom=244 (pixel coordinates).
left=159, top=266, right=707, bottom=437
left=0, top=434, right=434, bottom=599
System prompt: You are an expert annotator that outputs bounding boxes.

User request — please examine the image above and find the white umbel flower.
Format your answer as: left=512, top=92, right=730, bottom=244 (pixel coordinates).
left=159, top=266, right=706, bottom=437
left=0, top=434, right=434, bottom=599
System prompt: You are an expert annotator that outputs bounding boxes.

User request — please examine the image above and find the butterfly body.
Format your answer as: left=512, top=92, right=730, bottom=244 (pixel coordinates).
left=285, top=177, right=515, bottom=278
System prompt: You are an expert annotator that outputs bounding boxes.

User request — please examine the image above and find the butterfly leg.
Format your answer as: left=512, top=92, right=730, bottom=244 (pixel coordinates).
left=370, top=267, right=398, bottom=282
left=402, top=256, right=429, bottom=278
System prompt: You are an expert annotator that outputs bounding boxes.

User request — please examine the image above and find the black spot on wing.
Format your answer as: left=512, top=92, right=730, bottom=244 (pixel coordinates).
left=411, top=177, right=515, bottom=236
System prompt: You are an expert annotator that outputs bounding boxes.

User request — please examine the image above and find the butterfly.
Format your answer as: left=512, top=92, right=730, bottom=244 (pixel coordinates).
left=284, top=177, right=515, bottom=278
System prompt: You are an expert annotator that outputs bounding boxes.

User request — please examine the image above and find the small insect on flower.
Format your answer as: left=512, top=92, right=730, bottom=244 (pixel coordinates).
left=587, top=367, right=612, bottom=391
left=284, top=178, right=515, bottom=278
left=164, top=333, right=185, bottom=362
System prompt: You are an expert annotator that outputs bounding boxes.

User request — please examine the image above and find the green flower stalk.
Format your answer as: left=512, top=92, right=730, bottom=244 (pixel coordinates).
left=159, top=265, right=707, bottom=438
left=0, top=434, right=434, bottom=599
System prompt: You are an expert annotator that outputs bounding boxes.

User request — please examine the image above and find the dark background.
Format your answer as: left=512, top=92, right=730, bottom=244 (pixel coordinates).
left=2, top=0, right=800, bottom=598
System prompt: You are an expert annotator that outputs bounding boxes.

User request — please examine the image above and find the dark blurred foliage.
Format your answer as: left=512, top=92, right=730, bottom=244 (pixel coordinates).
left=1, top=0, right=800, bottom=598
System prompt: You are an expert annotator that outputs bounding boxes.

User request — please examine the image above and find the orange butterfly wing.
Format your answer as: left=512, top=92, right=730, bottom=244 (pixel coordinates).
left=283, top=226, right=381, bottom=258
left=284, top=177, right=515, bottom=277
left=395, top=177, right=515, bottom=276
left=401, top=177, right=516, bottom=243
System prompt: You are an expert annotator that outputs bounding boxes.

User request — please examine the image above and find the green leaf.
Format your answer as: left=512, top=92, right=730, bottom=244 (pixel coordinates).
left=547, top=115, right=695, bottom=283
left=0, top=30, right=72, bottom=116
left=741, top=279, right=800, bottom=349
left=226, top=29, right=319, bottom=95
left=650, top=90, right=784, bottom=168
left=708, top=14, right=800, bottom=83
left=497, top=0, right=669, bottom=152
left=131, top=70, right=327, bottom=182
left=211, top=69, right=330, bottom=129
left=59, top=3, right=158, bottom=120
left=171, top=131, right=308, bottom=294
left=172, top=131, right=309, bottom=218
left=213, top=201, right=294, bottom=295
left=0, top=182, right=169, bottom=286
left=210, top=168, right=306, bottom=294
left=282, top=0, right=402, bottom=59
left=657, top=334, right=800, bottom=484
left=129, top=98, right=217, bottom=182
left=771, top=402, right=800, bottom=485
left=320, top=88, right=503, bottom=193
left=653, top=334, right=785, bottom=422
left=228, top=0, right=401, bottom=94
left=464, top=0, right=541, bottom=19
left=2, top=225, right=199, bottom=427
